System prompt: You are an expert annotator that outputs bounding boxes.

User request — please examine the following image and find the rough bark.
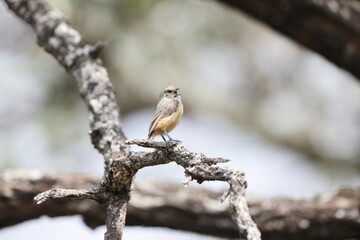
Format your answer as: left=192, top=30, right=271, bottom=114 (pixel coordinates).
left=3, top=0, right=259, bottom=239
left=215, top=0, right=360, bottom=80
left=4, top=0, right=130, bottom=238
left=125, top=139, right=261, bottom=239
left=1, top=169, right=359, bottom=240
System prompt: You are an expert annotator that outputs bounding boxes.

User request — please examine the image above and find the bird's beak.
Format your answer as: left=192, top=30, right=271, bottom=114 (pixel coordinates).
left=176, top=88, right=180, bottom=91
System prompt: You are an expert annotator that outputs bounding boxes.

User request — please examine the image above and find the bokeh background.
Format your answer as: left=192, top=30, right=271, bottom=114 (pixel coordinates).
left=1, top=0, right=359, bottom=239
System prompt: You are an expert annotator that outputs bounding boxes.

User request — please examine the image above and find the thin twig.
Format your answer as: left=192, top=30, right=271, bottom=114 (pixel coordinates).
left=34, top=188, right=105, bottom=204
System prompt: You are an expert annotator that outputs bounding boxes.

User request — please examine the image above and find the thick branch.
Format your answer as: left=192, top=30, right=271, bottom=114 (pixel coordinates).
left=215, top=0, right=360, bottom=80
left=1, top=169, right=359, bottom=240
left=0, top=170, right=104, bottom=229
left=3, top=0, right=130, bottom=239
left=4, top=0, right=128, bottom=163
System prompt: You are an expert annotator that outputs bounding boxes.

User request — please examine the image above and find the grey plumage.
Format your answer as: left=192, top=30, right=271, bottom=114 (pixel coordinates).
left=148, top=98, right=179, bottom=139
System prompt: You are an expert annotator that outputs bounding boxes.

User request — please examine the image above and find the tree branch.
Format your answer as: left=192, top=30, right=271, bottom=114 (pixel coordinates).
left=126, top=139, right=260, bottom=239
left=3, top=0, right=258, bottom=239
left=34, top=188, right=105, bottom=204
left=1, top=169, right=359, bottom=240
left=3, top=0, right=129, bottom=238
left=9, top=0, right=128, bottom=163
left=3, top=0, right=360, bottom=239
left=215, top=0, right=360, bottom=80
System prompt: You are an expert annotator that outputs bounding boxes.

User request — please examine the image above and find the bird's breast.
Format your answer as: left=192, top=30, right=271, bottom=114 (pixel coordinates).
left=157, top=101, right=183, bottom=133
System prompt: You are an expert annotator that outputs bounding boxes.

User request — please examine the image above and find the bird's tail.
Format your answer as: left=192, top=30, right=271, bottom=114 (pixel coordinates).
left=148, top=131, right=153, bottom=140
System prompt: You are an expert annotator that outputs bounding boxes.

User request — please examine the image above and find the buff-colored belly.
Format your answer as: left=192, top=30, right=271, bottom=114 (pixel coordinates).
left=152, top=103, right=183, bottom=136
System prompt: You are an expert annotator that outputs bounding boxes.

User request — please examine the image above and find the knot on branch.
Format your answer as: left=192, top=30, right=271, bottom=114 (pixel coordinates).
left=90, top=128, right=103, bottom=148
left=231, top=171, right=248, bottom=189
left=89, top=41, right=106, bottom=59
left=102, top=151, right=136, bottom=194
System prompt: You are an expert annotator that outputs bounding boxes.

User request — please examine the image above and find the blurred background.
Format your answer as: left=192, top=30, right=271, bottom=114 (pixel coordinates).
left=0, top=0, right=359, bottom=239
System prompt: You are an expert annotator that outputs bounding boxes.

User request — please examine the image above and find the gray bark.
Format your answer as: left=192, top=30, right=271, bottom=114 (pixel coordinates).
left=4, top=0, right=129, bottom=238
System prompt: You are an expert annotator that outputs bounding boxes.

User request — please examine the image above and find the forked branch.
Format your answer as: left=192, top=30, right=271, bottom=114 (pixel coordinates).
left=126, top=139, right=261, bottom=239
left=3, top=0, right=260, bottom=239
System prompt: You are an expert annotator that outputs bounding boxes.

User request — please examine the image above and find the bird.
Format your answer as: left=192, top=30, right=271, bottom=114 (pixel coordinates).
left=148, top=85, right=183, bottom=142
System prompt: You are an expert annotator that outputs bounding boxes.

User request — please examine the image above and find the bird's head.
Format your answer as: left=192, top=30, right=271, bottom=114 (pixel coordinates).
left=161, top=85, right=180, bottom=99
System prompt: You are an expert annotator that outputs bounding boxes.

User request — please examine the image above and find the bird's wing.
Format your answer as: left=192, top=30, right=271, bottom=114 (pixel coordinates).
left=148, top=99, right=179, bottom=134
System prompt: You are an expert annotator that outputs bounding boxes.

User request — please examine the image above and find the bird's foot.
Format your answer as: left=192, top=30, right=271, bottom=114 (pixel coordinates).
left=162, top=130, right=181, bottom=143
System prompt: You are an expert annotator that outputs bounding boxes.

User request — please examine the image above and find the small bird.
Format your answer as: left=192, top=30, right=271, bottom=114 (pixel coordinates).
left=148, top=86, right=183, bottom=141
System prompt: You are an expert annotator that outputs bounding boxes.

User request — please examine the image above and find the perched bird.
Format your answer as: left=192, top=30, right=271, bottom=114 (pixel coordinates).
left=148, top=86, right=183, bottom=141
